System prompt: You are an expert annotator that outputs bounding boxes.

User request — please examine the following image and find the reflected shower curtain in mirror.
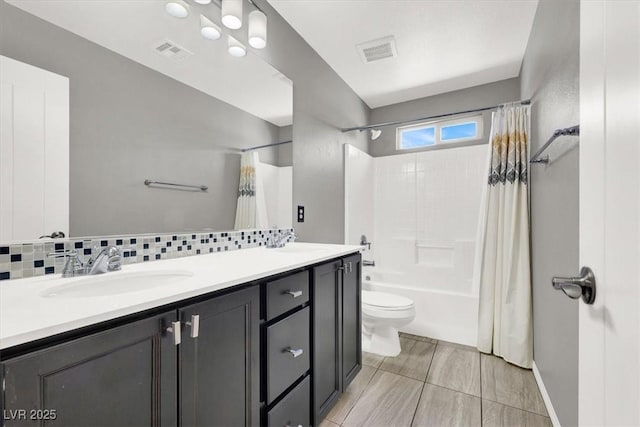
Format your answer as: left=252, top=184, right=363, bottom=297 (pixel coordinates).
left=234, top=152, right=268, bottom=229
left=474, top=103, right=532, bottom=368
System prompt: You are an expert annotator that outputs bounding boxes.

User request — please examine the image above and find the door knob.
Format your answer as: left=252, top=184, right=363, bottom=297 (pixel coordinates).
left=552, top=266, right=596, bottom=304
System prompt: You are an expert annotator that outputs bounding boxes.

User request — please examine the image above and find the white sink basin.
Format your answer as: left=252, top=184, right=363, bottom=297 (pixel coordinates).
left=40, top=270, right=194, bottom=298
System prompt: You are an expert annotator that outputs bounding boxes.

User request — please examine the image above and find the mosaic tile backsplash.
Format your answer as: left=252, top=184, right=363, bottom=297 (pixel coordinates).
left=0, top=228, right=294, bottom=281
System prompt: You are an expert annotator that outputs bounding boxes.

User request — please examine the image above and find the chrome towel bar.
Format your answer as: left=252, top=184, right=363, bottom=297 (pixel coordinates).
left=144, top=179, right=208, bottom=192
left=530, top=125, right=580, bottom=164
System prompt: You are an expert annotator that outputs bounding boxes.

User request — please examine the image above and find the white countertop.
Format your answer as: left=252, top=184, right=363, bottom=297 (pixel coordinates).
left=0, top=243, right=362, bottom=350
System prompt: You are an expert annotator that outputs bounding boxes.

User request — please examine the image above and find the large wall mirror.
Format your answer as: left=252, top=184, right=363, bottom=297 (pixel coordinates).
left=0, top=0, right=293, bottom=241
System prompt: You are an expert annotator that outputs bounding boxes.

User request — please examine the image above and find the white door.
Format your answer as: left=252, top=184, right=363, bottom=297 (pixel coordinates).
left=579, top=1, right=640, bottom=425
left=0, top=55, right=69, bottom=241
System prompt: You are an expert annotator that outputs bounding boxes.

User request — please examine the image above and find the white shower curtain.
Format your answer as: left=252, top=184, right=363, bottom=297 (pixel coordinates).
left=234, top=152, right=268, bottom=229
left=474, top=103, right=532, bottom=368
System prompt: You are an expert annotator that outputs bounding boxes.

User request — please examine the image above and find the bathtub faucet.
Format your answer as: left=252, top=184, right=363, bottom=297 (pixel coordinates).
left=363, top=260, right=376, bottom=267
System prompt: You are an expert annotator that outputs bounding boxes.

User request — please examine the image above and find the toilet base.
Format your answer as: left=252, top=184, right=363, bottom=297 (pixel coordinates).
left=362, top=325, right=401, bottom=357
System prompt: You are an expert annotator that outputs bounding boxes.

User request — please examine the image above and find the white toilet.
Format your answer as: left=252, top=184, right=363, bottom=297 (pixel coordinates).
left=362, top=290, right=416, bottom=357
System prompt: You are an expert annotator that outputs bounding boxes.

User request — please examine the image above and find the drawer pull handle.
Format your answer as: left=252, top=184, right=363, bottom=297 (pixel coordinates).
left=166, top=321, right=181, bottom=346
left=286, top=290, right=303, bottom=298
left=285, top=425, right=303, bottom=427
left=186, top=314, right=200, bottom=338
left=286, top=348, right=304, bottom=358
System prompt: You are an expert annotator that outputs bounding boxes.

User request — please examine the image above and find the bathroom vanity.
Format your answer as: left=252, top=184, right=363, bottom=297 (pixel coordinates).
left=0, top=243, right=362, bottom=427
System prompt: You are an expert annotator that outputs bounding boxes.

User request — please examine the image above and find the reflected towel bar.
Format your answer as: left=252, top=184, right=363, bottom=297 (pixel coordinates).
left=530, top=125, right=580, bottom=164
left=144, top=180, right=208, bottom=192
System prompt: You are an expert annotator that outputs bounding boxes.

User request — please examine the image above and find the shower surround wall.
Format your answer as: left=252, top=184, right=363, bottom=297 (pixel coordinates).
left=345, top=144, right=486, bottom=345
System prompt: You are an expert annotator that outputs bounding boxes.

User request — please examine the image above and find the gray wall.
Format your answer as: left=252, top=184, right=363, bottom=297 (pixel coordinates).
left=252, top=0, right=370, bottom=244
left=277, top=125, right=293, bottom=167
left=520, top=1, right=580, bottom=425
left=0, top=1, right=283, bottom=237
left=369, top=78, right=521, bottom=157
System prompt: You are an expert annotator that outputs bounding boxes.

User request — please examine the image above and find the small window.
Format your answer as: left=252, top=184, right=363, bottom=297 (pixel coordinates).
left=399, top=125, right=436, bottom=149
left=397, top=115, right=483, bottom=150
left=441, top=122, right=478, bottom=142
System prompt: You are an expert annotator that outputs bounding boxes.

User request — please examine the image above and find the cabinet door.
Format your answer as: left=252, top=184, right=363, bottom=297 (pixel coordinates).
left=1, top=311, right=177, bottom=427
left=342, top=253, right=362, bottom=389
left=312, top=259, right=342, bottom=423
left=179, top=285, right=260, bottom=427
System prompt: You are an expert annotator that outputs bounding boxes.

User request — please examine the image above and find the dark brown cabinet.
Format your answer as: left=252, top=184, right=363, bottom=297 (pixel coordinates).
left=342, top=253, right=362, bottom=389
left=0, top=251, right=361, bottom=427
left=179, top=286, right=260, bottom=427
left=0, top=287, right=260, bottom=427
left=312, top=254, right=362, bottom=425
left=1, top=311, right=178, bottom=427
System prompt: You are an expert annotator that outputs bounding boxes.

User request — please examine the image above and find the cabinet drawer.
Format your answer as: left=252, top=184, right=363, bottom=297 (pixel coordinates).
left=266, top=270, right=309, bottom=320
left=268, top=376, right=310, bottom=427
left=267, top=307, right=310, bottom=403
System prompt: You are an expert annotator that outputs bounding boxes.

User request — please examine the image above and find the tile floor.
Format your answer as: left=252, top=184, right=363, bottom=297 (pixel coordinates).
left=320, top=333, right=551, bottom=427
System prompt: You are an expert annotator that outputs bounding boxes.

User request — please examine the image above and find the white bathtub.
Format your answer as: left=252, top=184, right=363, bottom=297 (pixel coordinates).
left=363, top=269, right=479, bottom=347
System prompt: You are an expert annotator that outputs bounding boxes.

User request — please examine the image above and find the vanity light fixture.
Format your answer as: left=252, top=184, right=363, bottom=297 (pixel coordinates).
left=370, top=129, right=382, bottom=140
left=200, top=15, right=222, bottom=40
left=194, top=0, right=212, bottom=3
left=228, top=36, right=247, bottom=57
left=248, top=9, right=267, bottom=49
left=165, top=0, right=190, bottom=19
left=221, top=0, right=243, bottom=29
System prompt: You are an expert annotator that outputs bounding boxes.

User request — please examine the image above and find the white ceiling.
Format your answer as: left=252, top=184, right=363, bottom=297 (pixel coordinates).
left=7, top=0, right=293, bottom=126
left=269, top=0, right=538, bottom=108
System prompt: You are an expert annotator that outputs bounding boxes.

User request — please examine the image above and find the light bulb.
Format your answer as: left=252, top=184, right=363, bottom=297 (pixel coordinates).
left=228, top=36, right=246, bottom=57
left=221, top=0, right=243, bottom=29
left=200, top=15, right=221, bottom=40
left=248, top=10, right=267, bottom=49
left=165, top=0, right=189, bottom=18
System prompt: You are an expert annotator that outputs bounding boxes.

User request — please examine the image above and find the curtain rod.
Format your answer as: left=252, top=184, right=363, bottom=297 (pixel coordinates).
left=241, top=140, right=292, bottom=152
left=341, top=99, right=531, bottom=133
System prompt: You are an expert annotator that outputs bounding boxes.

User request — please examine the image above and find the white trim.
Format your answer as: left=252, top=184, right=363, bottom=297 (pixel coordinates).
left=532, top=361, right=561, bottom=427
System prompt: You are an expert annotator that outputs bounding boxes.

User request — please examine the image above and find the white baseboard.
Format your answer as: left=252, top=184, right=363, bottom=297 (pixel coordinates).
left=532, top=361, right=561, bottom=427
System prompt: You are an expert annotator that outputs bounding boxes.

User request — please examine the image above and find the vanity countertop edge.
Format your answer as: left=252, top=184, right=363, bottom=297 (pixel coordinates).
left=0, top=242, right=362, bottom=350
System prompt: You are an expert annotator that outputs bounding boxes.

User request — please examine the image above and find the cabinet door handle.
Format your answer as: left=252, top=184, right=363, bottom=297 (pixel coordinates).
left=166, top=321, right=181, bottom=346
left=285, top=424, right=303, bottom=427
left=348, top=261, right=353, bottom=273
left=286, top=348, right=304, bottom=358
left=337, top=266, right=345, bottom=272
left=286, top=290, right=303, bottom=298
left=186, top=314, right=200, bottom=338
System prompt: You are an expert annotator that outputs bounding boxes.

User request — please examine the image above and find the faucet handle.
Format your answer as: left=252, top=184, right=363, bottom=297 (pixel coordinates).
left=107, top=246, right=122, bottom=271
left=47, top=250, right=84, bottom=277
left=47, top=249, right=76, bottom=258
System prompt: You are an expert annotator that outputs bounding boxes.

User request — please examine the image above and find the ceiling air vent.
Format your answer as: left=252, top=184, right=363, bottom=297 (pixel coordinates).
left=153, top=39, right=193, bottom=62
left=357, top=36, right=397, bottom=64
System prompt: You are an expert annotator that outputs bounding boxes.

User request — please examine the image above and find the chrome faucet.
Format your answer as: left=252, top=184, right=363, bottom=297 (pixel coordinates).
left=86, top=246, right=122, bottom=274
left=266, top=230, right=297, bottom=248
left=48, top=246, right=122, bottom=278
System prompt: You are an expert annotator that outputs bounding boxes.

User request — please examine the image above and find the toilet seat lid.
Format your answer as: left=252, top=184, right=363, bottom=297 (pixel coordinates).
left=362, top=291, right=414, bottom=310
